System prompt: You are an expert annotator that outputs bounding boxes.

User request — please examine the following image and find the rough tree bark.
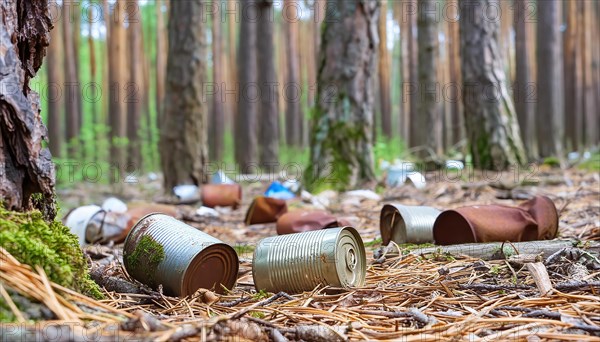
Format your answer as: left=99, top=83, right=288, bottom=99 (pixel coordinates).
left=536, top=0, right=563, bottom=158
left=155, top=0, right=166, bottom=126
left=46, top=5, right=63, bottom=158
left=159, top=0, right=208, bottom=190
left=62, top=1, right=81, bottom=158
left=284, top=0, right=302, bottom=147
left=107, top=0, right=127, bottom=168
left=406, top=0, right=418, bottom=151
left=563, top=0, right=582, bottom=152
left=127, top=0, right=142, bottom=169
left=460, top=0, right=526, bottom=170
left=209, top=0, right=225, bottom=162
left=446, top=0, right=463, bottom=147
left=307, top=0, right=379, bottom=190
left=0, top=0, right=56, bottom=219
left=377, top=0, right=391, bottom=138
left=257, top=0, right=279, bottom=169
left=515, top=0, right=535, bottom=156
left=235, top=0, right=258, bottom=170
left=87, top=5, right=97, bottom=162
left=414, top=0, right=441, bottom=161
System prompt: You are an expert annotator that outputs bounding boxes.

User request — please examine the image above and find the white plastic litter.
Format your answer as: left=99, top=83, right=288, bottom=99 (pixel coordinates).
left=173, top=185, right=200, bottom=201
left=345, top=190, right=382, bottom=201
left=196, top=206, right=220, bottom=218
left=64, top=205, right=103, bottom=246
left=101, top=197, right=128, bottom=213
left=211, top=170, right=236, bottom=184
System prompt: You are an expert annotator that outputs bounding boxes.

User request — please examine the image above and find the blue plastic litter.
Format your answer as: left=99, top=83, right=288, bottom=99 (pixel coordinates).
left=265, top=182, right=296, bottom=200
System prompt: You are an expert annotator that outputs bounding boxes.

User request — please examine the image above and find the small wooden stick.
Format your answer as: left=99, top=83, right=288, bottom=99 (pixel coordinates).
left=526, top=262, right=554, bottom=296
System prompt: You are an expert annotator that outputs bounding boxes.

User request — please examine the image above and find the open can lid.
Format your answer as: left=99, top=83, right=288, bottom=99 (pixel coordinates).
left=64, top=205, right=103, bottom=246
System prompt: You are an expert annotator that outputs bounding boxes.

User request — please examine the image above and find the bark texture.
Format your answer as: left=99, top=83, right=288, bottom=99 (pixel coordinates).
left=209, top=0, right=225, bottom=161
left=460, top=0, right=526, bottom=170
left=307, top=0, right=379, bottom=190
left=46, top=5, right=63, bottom=158
left=415, top=0, right=441, bottom=160
left=0, top=0, right=56, bottom=219
left=283, top=0, right=302, bottom=146
left=127, top=0, right=142, bottom=169
left=514, top=0, right=535, bottom=156
left=377, top=0, right=391, bottom=138
left=62, top=1, right=81, bottom=158
left=536, top=0, right=563, bottom=158
left=257, top=0, right=279, bottom=169
left=235, top=0, right=258, bottom=170
left=159, top=0, right=208, bottom=190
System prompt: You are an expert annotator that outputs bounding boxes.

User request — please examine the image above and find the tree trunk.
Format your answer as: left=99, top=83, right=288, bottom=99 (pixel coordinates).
left=107, top=1, right=127, bottom=169
left=307, top=0, right=379, bottom=190
left=159, top=0, right=208, bottom=190
left=562, top=0, right=582, bottom=152
left=407, top=0, right=418, bottom=152
left=87, top=5, right=97, bottom=162
left=284, top=0, right=302, bottom=147
left=235, top=0, right=258, bottom=170
left=415, top=0, right=441, bottom=161
left=536, top=0, right=564, bottom=158
left=460, top=0, right=526, bottom=170
left=582, top=0, right=597, bottom=147
left=46, top=5, right=63, bottom=158
left=156, top=1, right=166, bottom=129
left=62, top=2, right=81, bottom=158
left=210, top=0, right=225, bottom=162
left=447, top=0, right=463, bottom=148
left=127, top=0, right=142, bottom=169
left=257, top=0, right=279, bottom=169
left=378, top=0, right=392, bottom=138
left=515, top=0, right=535, bottom=156
left=0, top=0, right=56, bottom=219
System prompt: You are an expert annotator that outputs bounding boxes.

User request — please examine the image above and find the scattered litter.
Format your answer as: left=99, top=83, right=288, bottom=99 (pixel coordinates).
left=405, top=172, right=427, bottom=189
left=253, top=227, right=366, bottom=294
left=380, top=204, right=441, bottom=244
left=344, top=190, right=382, bottom=201
left=64, top=205, right=104, bottom=246
left=201, top=184, right=242, bottom=209
left=196, top=206, right=220, bottom=218
left=245, top=196, right=288, bottom=225
left=282, top=179, right=300, bottom=192
left=101, top=197, right=128, bottom=213
left=433, top=196, right=559, bottom=245
left=445, top=160, right=465, bottom=170
left=147, top=172, right=159, bottom=181
left=276, top=210, right=351, bottom=235
left=264, top=181, right=296, bottom=200
left=211, top=170, right=236, bottom=184
left=123, top=213, right=238, bottom=297
left=385, top=162, right=427, bottom=189
left=173, top=185, right=200, bottom=203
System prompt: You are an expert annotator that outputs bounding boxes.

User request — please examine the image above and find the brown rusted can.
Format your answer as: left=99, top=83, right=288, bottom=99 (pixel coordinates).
left=123, top=213, right=239, bottom=297
left=252, top=227, right=366, bottom=294
left=201, top=184, right=242, bottom=209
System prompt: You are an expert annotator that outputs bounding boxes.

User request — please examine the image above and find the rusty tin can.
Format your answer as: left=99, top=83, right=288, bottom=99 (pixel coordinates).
left=252, top=227, right=366, bottom=294
left=123, top=213, right=239, bottom=297
left=380, top=204, right=441, bottom=245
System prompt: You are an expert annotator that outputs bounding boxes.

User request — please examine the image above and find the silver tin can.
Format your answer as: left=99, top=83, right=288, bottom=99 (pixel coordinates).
left=252, top=227, right=366, bottom=294
left=380, top=204, right=441, bottom=245
left=123, top=213, right=238, bottom=297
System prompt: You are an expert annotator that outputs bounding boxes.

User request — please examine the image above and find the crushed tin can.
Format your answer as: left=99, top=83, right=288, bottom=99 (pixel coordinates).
left=245, top=196, right=288, bottom=225
left=123, top=213, right=239, bottom=297
left=201, top=184, right=242, bottom=209
left=433, top=196, right=559, bottom=245
left=253, top=227, right=366, bottom=294
left=276, top=210, right=350, bottom=235
left=380, top=204, right=441, bottom=245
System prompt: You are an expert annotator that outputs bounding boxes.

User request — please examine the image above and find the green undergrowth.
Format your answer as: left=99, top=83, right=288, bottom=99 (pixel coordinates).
left=578, top=153, right=600, bottom=171
left=0, top=207, right=103, bottom=301
left=124, top=235, right=165, bottom=287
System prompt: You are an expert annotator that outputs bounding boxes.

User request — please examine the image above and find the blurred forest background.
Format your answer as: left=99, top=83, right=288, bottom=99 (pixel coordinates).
left=37, top=0, right=600, bottom=188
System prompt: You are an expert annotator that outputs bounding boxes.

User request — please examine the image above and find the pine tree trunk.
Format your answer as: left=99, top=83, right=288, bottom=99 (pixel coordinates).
left=156, top=1, right=166, bottom=127
left=257, top=0, right=279, bottom=169
left=447, top=0, right=463, bottom=147
left=87, top=5, right=97, bottom=162
left=515, top=0, right=535, bottom=156
left=235, top=0, right=258, bottom=170
left=407, top=0, right=418, bottom=151
left=378, top=0, right=392, bottom=138
left=536, top=0, right=564, bottom=158
left=582, top=0, right=597, bottom=147
left=415, top=0, right=441, bottom=161
left=47, top=6, right=64, bottom=158
left=562, top=0, right=582, bottom=152
left=62, top=2, right=81, bottom=158
left=210, top=0, right=225, bottom=162
left=307, top=0, right=379, bottom=190
left=0, top=0, right=56, bottom=219
left=127, top=0, right=142, bottom=169
left=460, top=0, right=526, bottom=170
left=284, top=0, right=302, bottom=147
left=107, top=1, right=127, bottom=169
left=159, top=0, right=208, bottom=190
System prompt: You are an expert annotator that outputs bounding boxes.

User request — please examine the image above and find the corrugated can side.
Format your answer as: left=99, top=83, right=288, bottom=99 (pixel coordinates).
left=380, top=204, right=441, bottom=244
left=123, top=213, right=238, bottom=297
left=252, top=227, right=366, bottom=294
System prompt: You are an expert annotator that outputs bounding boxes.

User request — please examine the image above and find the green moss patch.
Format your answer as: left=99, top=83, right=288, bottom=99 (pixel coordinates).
left=125, top=235, right=165, bottom=287
left=0, top=207, right=103, bottom=299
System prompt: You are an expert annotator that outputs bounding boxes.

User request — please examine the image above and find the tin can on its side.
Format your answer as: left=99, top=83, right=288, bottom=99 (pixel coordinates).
left=252, top=227, right=366, bottom=294
left=380, top=204, right=441, bottom=245
left=123, top=213, right=239, bottom=297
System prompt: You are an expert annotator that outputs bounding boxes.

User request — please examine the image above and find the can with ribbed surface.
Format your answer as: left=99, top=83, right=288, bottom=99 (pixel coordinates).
left=123, top=213, right=238, bottom=297
left=252, top=227, right=366, bottom=294
left=380, top=204, right=441, bottom=245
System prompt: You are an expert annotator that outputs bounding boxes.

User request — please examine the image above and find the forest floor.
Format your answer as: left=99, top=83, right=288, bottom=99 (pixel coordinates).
left=3, top=167, right=599, bottom=341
